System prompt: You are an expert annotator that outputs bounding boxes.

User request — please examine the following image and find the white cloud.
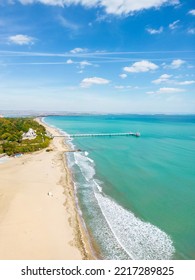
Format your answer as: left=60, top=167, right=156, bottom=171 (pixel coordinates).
left=115, top=85, right=132, bottom=89
left=66, top=59, right=74, bottom=64
left=80, top=76, right=110, bottom=88
left=152, top=75, right=195, bottom=86
left=57, top=15, right=80, bottom=30
left=70, top=47, right=87, bottom=54
left=146, top=26, right=163, bottom=34
left=177, top=80, right=195, bottom=85
left=169, top=20, right=180, bottom=30
left=147, top=87, right=185, bottom=95
left=188, top=10, right=195, bottom=16
left=152, top=74, right=172, bottom=84
left=124, top=60, right=158, bottom=73
left=17, top=0, right=180, bottom=15
left=8, top=34, right=35, bottom=45
left=164, top=59, right=185, bottom=69
left=157, top=87, right=185, bottom=94
left=100, top=0, right=180, bottom=15
left=119, top=73, right=127, bottom=79
left=95, top=12, right=110, bottom=23
left=115, top=85, right=125, bottom=89
left=66, top=58, right=92, bottom=68
left=18, top=0, right=64, bottom=5
left=79, top=60, right=92, bottom=68
left=187, top=28, right=195, bottom=34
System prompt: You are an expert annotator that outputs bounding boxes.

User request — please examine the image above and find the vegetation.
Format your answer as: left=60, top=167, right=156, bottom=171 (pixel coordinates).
left=0, top=118, right=51, bottom=156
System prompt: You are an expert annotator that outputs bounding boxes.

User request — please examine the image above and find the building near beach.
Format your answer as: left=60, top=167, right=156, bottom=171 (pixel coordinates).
left=22, top=128, right=37, bottom=140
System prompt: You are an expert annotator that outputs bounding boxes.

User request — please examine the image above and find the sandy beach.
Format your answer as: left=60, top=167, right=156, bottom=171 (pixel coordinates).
left=0, top=118, right=91, bottom=260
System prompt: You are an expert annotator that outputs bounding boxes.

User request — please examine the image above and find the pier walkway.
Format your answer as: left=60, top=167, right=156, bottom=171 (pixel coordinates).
left=52, top=132, right=140, bottom=138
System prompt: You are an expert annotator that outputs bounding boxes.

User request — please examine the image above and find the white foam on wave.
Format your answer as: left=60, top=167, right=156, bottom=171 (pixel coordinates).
left=87, top=157, right=94, bottom=163
left=74, top=152, right=95, bottom=181
left=93, top=179, right=103, bottom=193
left=94, top=192, right=175, bottom=260
left=66, top=138, right=75, bottom=149
left=66, top=153, right=75, bottom=168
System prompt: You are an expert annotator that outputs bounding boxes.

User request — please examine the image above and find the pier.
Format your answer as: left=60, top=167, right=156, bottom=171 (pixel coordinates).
left=52, top=132, right=140, bottom=138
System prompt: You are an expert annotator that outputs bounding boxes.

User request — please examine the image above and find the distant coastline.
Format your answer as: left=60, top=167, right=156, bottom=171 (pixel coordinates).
left=0, top=110, right=195, bottom=118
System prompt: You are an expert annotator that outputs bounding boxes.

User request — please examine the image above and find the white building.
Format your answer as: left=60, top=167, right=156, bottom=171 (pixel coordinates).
left=22, top=128, right=37, bottom=140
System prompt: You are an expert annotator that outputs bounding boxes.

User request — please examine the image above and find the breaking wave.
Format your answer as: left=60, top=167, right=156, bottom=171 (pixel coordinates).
left=94, top=192, right=175, bottom=259
left=74, top=152, right=95, bottom=181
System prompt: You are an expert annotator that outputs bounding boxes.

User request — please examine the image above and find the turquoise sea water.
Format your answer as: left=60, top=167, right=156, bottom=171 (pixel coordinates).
left=45, top=115, right=195, bottom=260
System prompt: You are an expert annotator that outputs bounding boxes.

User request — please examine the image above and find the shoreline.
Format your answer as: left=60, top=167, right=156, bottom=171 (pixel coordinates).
left=0, top=117, right=93, bottom=260
left=38, top=117, right=95, bottom=260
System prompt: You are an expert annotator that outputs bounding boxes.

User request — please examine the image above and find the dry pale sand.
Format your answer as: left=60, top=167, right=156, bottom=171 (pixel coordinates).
left=0, top=118, right=92, bottom=260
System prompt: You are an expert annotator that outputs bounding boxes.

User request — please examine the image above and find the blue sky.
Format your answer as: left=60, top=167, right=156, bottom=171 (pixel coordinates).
left=0, top=0, right=195, bottom=113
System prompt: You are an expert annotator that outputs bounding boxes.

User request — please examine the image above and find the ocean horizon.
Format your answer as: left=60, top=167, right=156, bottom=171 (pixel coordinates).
left=45, top=114, right=195, bottom=260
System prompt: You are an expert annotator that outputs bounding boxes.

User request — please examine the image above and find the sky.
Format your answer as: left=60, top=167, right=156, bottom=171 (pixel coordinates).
left=0, top=0, right=195, bottom=113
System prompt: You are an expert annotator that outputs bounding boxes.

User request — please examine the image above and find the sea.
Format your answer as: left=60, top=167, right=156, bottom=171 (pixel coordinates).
left=44, top=115, right=195, bottom=260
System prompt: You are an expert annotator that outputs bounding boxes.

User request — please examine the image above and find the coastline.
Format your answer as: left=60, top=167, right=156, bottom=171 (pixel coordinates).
left=0, top=117, right=93, bottom=260
left=38, top=117, right=95, bottom=260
